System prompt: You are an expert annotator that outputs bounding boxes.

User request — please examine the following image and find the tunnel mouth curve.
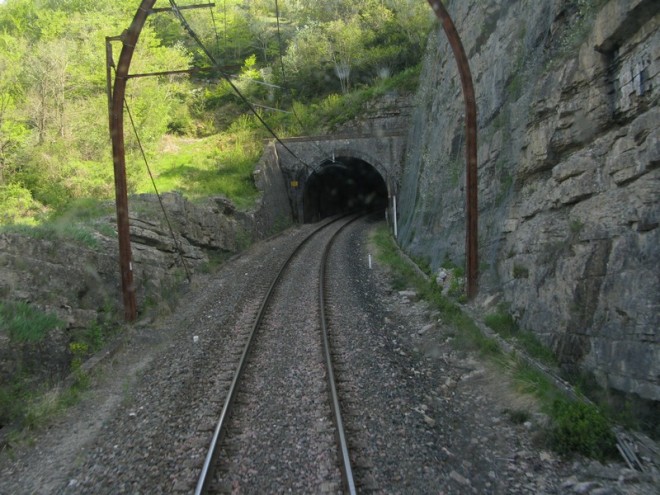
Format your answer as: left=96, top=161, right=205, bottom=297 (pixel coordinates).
left=302, top=156, right=388, bottom=223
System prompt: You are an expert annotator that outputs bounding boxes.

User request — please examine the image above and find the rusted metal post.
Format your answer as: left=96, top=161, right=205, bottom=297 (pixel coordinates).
left=109, top=0, right=157, bottom=322
left=426, top=0, right=479, bottom=299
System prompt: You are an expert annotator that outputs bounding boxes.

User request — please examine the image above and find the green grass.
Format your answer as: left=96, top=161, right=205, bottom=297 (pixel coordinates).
left=513, top=263, right=529, bottom=279
left=372, top=224, right=617, bottom=460
left=132, top=132, right=261, bottom=209
left=484, top=306, right=557, bottom=366
left=1, top=373, right=89, bottom=432
left=3, top=63, right=421, bottom=228
left=511, top=360, right=615, bottom=460
left=548, top=398, right=617, bottom=460
left=0, top=198, right=116, bottom=250
left=0, top=301, right=63, bottom=343
left=0, top=195, right=118, bottom=247
left=0, top=221, right=101, bottom=249
left=274, top=64, right=422, bottom=135
left=0, top=301, right=106, bottom=432
left=129, top=66, right=422, bottom=207
left=372, top=225, right=499, bottom=357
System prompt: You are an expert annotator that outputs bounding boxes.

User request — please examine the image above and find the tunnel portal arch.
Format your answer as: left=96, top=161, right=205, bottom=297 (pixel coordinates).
left=302, top=155, right=389, bottom=223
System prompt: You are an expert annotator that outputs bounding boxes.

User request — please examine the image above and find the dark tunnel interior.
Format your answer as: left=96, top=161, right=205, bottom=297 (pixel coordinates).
left=303, top=157, right=388, bottom=223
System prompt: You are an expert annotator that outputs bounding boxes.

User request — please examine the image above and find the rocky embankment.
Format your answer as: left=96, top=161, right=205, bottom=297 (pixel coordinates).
left=0, top=187, right=288, bottom=388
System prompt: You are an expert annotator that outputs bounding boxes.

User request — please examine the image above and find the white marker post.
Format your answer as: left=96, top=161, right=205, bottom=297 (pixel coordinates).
left=393, top=195, right=398, bottom=239
left=368, top=254, right=372, bottom=269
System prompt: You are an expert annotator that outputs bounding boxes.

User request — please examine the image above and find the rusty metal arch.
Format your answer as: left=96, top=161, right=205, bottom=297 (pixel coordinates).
left=426, top=0, right=479, bottom=299
left=108, top=1, right=212, bottom=321
left=108, top=0, right=157, bottom=322
left=108, top=1, right=479, bottom=320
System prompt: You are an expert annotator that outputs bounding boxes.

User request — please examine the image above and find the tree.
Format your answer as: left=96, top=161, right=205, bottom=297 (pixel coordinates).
left=325, top=18, right=368, bottom=93
left=248, top=15, right=277, bottom=64
left=0, top=33, right=28, bottom=184
left=281, top=23, right=333, bottom=96
left=0, top=0, right=434, bottom=223
left=23, top=39, right=71, bottom=143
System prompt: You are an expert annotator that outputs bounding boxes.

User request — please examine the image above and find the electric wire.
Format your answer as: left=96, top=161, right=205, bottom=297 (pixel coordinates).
left=209, top=3, right=221, bottom=60
left=168, top=0, right=312, bottom=172
left=271, top=0, right=338, bottom=165
left=274, top=0, right=287, bottom=87
left=223, top=0, right=228, bottom=54
left=123, top=96, right=193, bottom=283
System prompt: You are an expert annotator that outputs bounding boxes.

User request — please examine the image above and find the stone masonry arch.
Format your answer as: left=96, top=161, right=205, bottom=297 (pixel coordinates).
left=272, top=131, right=407, bottom=222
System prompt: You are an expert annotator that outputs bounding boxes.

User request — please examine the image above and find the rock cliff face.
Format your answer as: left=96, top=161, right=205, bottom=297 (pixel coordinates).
left=0, top=155, right=291, bottom=385
left=398, top=0, right=658, bottom=406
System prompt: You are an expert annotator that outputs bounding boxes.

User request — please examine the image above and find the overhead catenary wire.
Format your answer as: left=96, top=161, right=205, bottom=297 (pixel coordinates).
left=250, top=102, right=293, bottom=114
left=168, top=0, right=313, bottom=172
left=209, top=2, right=221, bottom=59
left=271, top=0, right=338, bottom=165
left=274, top=0, right=287, bottom=87
left=228, top=75, right=285, bottom=90
left=123, top=96, right=193, bottom=283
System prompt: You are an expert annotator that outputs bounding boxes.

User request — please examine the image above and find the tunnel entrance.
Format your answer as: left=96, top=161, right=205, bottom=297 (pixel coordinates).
left=302, top=156, right=388, bottom=223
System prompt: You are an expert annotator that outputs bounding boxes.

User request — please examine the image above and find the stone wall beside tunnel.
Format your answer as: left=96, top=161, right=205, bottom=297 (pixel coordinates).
left=398, top=0, right=659, bottom=425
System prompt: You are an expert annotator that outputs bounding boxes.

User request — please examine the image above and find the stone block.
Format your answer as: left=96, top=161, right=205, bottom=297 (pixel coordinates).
left=551, top=168, right=602, bottom=207
left=502, top=219, right=519, bottom=233
left=594, top=0, right=659, bottom=53
left=552, top=153, right=598, bottom=183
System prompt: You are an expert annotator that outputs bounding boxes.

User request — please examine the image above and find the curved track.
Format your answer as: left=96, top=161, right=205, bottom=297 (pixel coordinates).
left=196, top=215, right=360, bottom=494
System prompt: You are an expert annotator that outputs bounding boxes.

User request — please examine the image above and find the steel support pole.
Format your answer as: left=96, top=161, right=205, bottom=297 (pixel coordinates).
left=426, top=0, right=479, bottom=299
left=109, top=0, right=157, bottom=322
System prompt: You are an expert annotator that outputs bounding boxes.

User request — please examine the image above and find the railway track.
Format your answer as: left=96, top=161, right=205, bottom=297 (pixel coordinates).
left=195, top=214, right=361, bottom=494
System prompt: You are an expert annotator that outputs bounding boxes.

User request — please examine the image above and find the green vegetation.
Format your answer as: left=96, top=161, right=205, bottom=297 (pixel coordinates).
left=1, top=221, right=101, bottom=248
left=550, top=0, right=610, bottom=66
left=372, top=225, right=617, bottom=460
left=373, top=226, right=499, bottom=357
left=495, top=168, right=513, bottom=207
left=0, top=301, right=93, bottom=431
left=0, top=301, right=63, bottom=342
left=0, top=299, right=115, bottom=432
left=439, top=256, right=466, bottom=300
left=411, top=254, right=433, bottom=278
left=549, top=399, right=617, bottom=460
left=134, top=133, right=262, bottom=208
left=512, top=263, right=529, bottom=279
left=505, top=408, right=531, bottom=425
left=0, top=373, right=89, bottom=433
left=484, top=305, right=557, bottom=366
left=0, top=0, right=432, bottom=227
left=512, top=361, right=615, bottom=460
left=570, top=219, right=584, bottom=234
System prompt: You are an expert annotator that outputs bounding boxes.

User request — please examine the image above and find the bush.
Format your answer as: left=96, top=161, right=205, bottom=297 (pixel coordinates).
left=1, top=221, right=100, bottom=249
left=0, top=183, right=46, bottom=225
left=0, top=380, right=26, bottom=428
left=548, top=399, right=616, bottom=460
left=484, top=311, right=517, bottom=338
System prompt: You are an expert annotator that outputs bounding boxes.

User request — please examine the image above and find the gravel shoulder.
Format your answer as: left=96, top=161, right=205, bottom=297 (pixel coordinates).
left=0, top=219, right=656, bottom=495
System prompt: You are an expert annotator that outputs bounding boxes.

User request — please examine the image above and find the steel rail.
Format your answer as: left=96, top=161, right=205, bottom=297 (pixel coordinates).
left=195, top=215, right=352, bottom=495
left=318, top=215, right=363, bottom=495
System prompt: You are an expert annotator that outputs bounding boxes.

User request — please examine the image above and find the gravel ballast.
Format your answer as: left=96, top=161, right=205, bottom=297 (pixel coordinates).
left=0, top=218, right=657, bottom=494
